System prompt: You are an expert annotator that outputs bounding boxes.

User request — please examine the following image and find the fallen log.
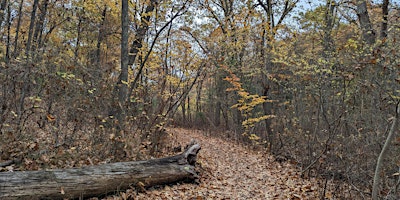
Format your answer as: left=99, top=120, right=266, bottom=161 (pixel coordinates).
left=0, top=142, right=201, bottom=200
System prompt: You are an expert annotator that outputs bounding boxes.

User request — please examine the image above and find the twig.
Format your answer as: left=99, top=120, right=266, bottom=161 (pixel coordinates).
left=301, top=152, right=323, bottom=175
left=346, top=173, right=368, bottom=199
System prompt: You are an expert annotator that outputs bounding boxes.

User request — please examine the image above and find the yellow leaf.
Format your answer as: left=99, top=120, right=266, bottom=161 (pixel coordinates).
left=47, top=114, right=56, bottom=122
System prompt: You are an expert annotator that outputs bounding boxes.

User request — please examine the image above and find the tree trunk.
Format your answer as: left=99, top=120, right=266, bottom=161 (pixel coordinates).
left=74, top=8, right=83, bottom=64
left=196, top=76, right=204, bottom=113
left=181, top=96, right=187, bottom=123
left=0, top=0, right=7, bottom=29
left=95, top=5, right=107, bottom=66
left=257, top=0, right=298, bottom=150
left=380, top=0, right=389, bottom=39
left=113, top=0, right=130, bottom=131
left=25, top=0, right=39, bottom=58
left=127, top=0, right=157, bottom=66
left=356, top=0, right=376, bottom=45
left=372, top=104, right=399, bottom=200
left=12, top=0, right=24, bottom=58
left=31, top=0, right=49, bottom=58
left=5, top=1, right=10, bottom=63
left=187, top=95, right=192, bottom=123
left=323, top=0, right=336, bottom=54
left=262, top=84, right=273, bottom=148
left=214, top=73, right=225, bottom=127
left=0, top=143, right=201, bottom=200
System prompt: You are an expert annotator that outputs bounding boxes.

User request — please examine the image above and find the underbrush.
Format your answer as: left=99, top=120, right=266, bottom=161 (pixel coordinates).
left=0, top=61, right=169, bottom=172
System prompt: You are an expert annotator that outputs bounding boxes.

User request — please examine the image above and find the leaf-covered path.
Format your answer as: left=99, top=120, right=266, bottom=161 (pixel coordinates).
left=130, top=128, right=327, bottom=199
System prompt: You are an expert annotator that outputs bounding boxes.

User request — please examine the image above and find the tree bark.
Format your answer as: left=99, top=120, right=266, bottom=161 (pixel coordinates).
left=113, top=0, right=130, bottom=131
left=0, top=0, right=7, bottom=29
left=372, top=104, right=399, bottom=200
left=95, top=5, right=107, bottom=65
left=128, top=0, right=158, bottom=66
left=0, top=143, right=201, bottom=200
left=323, top=0, right=336, bottom=54
left=214, top=75, right=223, bottom=127
left=5, top=0, right=10, bottom=63
left=356, top=0, right=376, bottom=45
left=380, top=0, right=389, bottom=39
left=25, top=0, right=39, bottom=58
left=31, top=0, right=49, bottom=58
left=74, top=7, right=84, bottom=63
left=12, top=0, right=24, bottom=58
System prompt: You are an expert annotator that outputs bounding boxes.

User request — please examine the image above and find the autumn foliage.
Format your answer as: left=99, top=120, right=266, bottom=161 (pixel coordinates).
left=0, top=0, right=400, bottom=199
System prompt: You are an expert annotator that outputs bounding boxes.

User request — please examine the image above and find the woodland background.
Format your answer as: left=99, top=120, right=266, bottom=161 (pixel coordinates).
left=0, top=0, right=399, bottom=199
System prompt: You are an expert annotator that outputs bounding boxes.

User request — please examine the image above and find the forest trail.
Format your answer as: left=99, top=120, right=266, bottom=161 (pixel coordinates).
left=129, top=128, right=328, bottom=200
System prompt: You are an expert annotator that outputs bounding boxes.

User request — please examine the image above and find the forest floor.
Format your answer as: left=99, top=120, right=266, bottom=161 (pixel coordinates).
left=103, top=128, right=341, bottom=200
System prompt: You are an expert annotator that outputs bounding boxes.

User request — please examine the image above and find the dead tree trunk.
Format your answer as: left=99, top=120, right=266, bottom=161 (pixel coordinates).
left=0, top=143, right=201, bottom=200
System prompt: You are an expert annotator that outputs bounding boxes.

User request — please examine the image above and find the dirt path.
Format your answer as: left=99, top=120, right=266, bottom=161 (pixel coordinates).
left=130, top=128, right=326, bottom=200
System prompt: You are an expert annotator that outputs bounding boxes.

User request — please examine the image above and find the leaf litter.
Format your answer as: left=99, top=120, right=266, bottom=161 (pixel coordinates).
left=102, top=128, right=335, bottom=200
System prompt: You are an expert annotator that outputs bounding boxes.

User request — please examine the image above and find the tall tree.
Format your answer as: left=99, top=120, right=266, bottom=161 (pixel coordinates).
left=12, top=0, right=24, bottom=58
left=372, top=103, right=399, bottom=200
left=4, top=0, right=10, bottom=62
left=31, top=0, right=49, bottom=58
left=128, top=0, right=158, bottom=66
left=74, top=6, right=84, bottom=63
left=355, top=0, right=376, bottom=44
left=95, top=5, right=107, bottom=65
left=113, top=0, right=158, bottom=124
left=25, top=0, right=40, bottom=58
left=0, top=0, right=7, bottom=28
left=202, top=0, right=238, bottom=128
left=380, top=0, right=389, bottom=39
left=323, top=0, right=336, bottom=54
left=257, top=0, right=299, bottom=147
left=116, top=0, right=129, bottom=128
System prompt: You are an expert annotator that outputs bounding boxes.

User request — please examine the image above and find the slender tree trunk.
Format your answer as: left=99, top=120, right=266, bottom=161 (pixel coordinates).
left=262, top=84, right=273, bottom=147
left=0, top=0, right=7, bottom=28
left=113, top=0, right=157, bottom=124
left=196, top=76, right=204, bottom=113
left=372, top=104, right=399, bottom=200
left=74, top=9, right=83, bottom=63
left=214, top=75, right=223, bottom=127
left=256, top=0, right=299, bottom=150
left=260, top=22, right=274, bottom=149
left=222, top=96, right=229, bottom=129
left=128, top=0, right=158, bottom=66
left=181, top=97, right=186, bottom=123
left=380, top=0, right=389, bottom=39
left=25, top=0, right=39, bottom=58
left=31, top=0, right=49, bottom=58
left=96, top=5, right=107, bottom=65
left=5, top=1, right=10, bottom=63
left=187, top=95, right=191, bottom=123
left=356, top=0, right=376, bottom=45
left=156, top=21, right=173, bottom=117
left=12, top=0, right=24, bottom=58
left=116, top=0, right=129, bottom=129
left=127, top=0, right=163, bottom=95
left=323, top=0, right=336, bottom=54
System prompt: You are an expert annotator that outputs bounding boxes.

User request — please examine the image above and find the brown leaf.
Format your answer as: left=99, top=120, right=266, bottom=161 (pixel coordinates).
left=47, top=114, right=56, bottom=122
